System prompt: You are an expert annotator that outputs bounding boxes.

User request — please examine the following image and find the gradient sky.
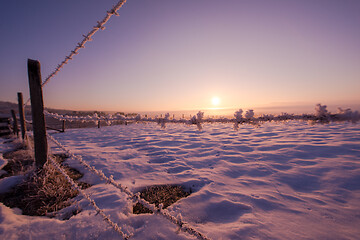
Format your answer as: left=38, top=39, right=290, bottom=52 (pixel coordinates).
left=0, top=0, right=359, bottom=112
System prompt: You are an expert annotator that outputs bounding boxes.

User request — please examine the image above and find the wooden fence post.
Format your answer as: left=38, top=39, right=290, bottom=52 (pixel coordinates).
left=28, top=59, right=48, bottom=168
left=17, top=92, right=27, bottom=140
left=11, top=110, right=19, bottom=137
left=62, top=120, right=65, bottom=132
left=98, top=120, right=101, bottom=128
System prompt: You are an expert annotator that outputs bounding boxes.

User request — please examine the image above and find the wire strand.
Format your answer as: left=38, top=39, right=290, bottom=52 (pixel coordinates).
left=47, top=133, right=211, bottom=240
left=47, top=154, right=131, bottom=239
left=24, top=0, right=127, bottom=106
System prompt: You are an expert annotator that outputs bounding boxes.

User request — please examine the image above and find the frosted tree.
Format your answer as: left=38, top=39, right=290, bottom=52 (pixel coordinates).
left=191, top=111, right=204, bottom=124
left=315, top=104, right=329, bottom=120
left=190, top=111, right=204, bottom=130
left=337, top=108, right=360, bottom=122
left=245, top=109, right=254, bottom=120
left=165, top=113, right=170, bottom=120
left=234, top=109, right=243, bottom=122
left=197, top=111, right=204, bottom=121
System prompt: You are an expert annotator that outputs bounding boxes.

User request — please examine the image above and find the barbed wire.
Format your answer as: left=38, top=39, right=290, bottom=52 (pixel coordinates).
left=24, top=0, right=127, bottom=106
left=47, top=154, right=131, bottom=239
left=47, top=133, right=211, bottom=240
left=42, top=0, right=127, bottom=88
left=44, top=108, right=360, bottom=131
left=43, top=109, right=293, bottom=124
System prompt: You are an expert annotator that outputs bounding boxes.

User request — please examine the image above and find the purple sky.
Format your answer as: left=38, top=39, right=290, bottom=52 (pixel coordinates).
left=0, top=0, right=359, bottom=112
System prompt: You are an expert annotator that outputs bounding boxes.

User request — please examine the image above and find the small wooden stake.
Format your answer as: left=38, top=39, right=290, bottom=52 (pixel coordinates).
left=62, top=120, right=65, bottom=132
left=17, top=92, right=27, bottom=140
left=11, top=109, right=19, bottom=137
left=28, top=59, right=48, bottom=168
left=98, top=120, right=101, bottom=128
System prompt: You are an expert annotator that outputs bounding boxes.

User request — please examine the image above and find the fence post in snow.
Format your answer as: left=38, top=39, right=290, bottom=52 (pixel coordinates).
left=17, top=92, right=27, bottom=140
left=27, top=59, right=48, bottom=168
left=11, top=109, right=19, bottom=137
left=98, top=120, right=101, bottom=128
left=62, top=120, right=65, bottom=132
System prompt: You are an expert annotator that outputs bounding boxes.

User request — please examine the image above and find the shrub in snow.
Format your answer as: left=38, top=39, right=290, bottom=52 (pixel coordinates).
left=234, top=109, right=243, bottom=122
left=315, top=104, right=328, bottom=117
left=259, top=114, right=274, bottom=121
left=0, top=152, right=83, bottom=217
left=197, top=111, right=204, bottom=121
left=191, top=111, right=204, bottom=124
left=135, top=114, right=141, bottom=121
left=189, top=111, right=204, bottom=131
left=245, top=110, right=254, bottom=120
left=155, top=114, right=169, bottom=128
left=337, top=108, right=360, bottom=122
left=315, top=104, right=330, bottom=121
left=115, top=113, right=125, bottom=120
left=277, top=112, right=294, bottom=121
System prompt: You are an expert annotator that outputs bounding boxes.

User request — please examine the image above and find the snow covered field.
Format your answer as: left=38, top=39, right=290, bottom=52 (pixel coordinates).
left=1, top=121, right=360, bottom=239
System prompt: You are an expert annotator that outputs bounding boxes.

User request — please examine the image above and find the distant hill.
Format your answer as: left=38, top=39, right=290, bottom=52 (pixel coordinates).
left=0, top=101, right=134, bottom=117
left=0, top=101, right=32, bottom=116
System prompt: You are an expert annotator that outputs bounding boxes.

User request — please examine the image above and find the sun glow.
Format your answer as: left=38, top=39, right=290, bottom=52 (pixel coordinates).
left=211, top=96, right=220, bottom=107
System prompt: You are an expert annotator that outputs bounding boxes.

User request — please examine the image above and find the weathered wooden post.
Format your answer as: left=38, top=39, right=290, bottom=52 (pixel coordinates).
left=62, top=120, right=65, bottom=132
left=11, top=110, right=19, bottom=137
left=28, top=59, right=47, bottom=168
left=17, top=92, right=27, bottom=140
left=98, top=120, right=101, bottom=128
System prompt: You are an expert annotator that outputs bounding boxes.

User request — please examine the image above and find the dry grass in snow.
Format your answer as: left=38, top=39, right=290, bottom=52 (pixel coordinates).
left=0, top=145, right=89, bottom=217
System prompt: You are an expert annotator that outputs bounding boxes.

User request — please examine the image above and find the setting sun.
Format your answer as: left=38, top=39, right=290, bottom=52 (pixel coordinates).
left=211, top=96, right=220, bottom=107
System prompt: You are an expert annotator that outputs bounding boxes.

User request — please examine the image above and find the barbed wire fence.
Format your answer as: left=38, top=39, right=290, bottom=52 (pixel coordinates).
left=12, top=0, right=211, bottom=238
left=47, top=153, right=131, bottom=239
left=8, top=0, right=360, bottom=239
left=47, top=133, right=211, bottom=240
left=43, top=107, right=360, bottom=132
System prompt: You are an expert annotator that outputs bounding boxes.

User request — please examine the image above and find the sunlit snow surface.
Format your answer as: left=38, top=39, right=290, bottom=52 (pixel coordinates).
left=1, top=121, right=360, bottom=239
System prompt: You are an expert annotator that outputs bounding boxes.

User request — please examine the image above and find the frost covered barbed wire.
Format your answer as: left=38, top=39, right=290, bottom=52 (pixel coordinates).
left=42, top=0, right=127, bottom=88
left=47, top=154, right=131, bottom=239
left=45, top=104, right=360, bottom=131
left=47, top=133, right=211, bottom=240
left=24, top=0, right=127, bottom=106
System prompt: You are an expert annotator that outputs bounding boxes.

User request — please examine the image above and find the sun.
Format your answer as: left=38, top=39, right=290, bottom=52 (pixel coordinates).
left=211, top=96, right=220, bottom=106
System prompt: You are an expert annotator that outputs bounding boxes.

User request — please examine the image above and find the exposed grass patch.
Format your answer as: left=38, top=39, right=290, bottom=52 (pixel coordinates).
left=0, top=146, right=90, bottom=217
left=1, top=149, right=34, bottom=178
left=133, top=185, right=190, bottom=214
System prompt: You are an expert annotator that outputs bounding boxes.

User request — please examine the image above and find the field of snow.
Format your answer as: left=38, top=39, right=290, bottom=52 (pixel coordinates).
left=1, top=121, right=360, bottom=239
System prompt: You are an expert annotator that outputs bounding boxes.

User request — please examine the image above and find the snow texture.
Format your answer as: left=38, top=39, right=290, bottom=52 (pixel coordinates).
left=1, top=121, right=360, bottom=239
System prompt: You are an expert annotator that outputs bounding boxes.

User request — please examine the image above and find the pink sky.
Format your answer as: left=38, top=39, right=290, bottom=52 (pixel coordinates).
left=0, top=0, right=359, bottom=112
